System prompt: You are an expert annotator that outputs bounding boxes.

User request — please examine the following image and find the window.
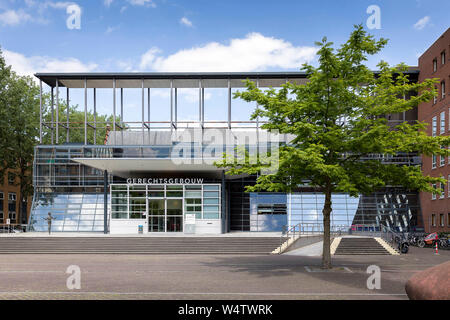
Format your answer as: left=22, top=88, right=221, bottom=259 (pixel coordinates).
left=257, top=204, right=287, bottom=215
left=434, top=86, right=438, bottom=105
left=432, top=154, right=437, bottom=168
left=440, top=111, right=445, bottom=134
left=7, top=173, right=14, bottom=185
left=448, top=175, right=450, bottom=197
left=433, top=58, right=437, bottom=72
left=440, top=147, right=446, bottom=166
left=440, top=182, right=445, bottom=198
left=0, top=211, right=3, bottom=222
left=448, top=213, right=450, bottom=226
left=442, top=51, right=446, bottom=65
left=431, top=214, right=436, bottom=227
left=442, top=81, right=446, bottom=99
left=8, top=212, right=16, bottom=221
left=439, top=214, right=444, bottom=227
left=8, top=193, right=16, bottom=201
left=432, top=184, right=437, bottom=199
left=432, top=116, right=437, bottom=136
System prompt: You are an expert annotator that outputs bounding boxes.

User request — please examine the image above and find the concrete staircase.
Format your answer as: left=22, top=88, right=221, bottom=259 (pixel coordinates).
left=334, top=237, right=392, bottom=255
left=0, top=237, right=284, bottom=254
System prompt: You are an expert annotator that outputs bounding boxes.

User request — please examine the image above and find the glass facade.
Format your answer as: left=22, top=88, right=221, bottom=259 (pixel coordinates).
left=110, top=183, right=221, bottom=233
left=29, top=193, right=108, bottom=232
left=250, top=193, right=287, bottom=232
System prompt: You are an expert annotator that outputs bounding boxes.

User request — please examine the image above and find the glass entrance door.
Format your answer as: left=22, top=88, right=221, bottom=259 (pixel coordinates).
left=147, top=198, right=183, bottom=232
left=166, top=199, right=183, bottom=232
left=148, top=199, right=165, bottom=232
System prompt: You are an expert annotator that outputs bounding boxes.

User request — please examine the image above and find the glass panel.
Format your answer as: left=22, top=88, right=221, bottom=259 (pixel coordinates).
left=167, top=199, right=182, bottom=215
left=203, top=191, right=219, bottom=198
left=167, top=185, right=182, bottom=190
left=185, top=185, right=201, bottom=190
left=204, top=198, right=219, bottom=205
left=166, top=216, right=183, bottom=232
left=203, top=185, right=219, bottom=191
left=148, top=199, right=165, bottom=215
left=149, top=216, right=165, bottom=232
left=203, top=212, right=219, bottom=219
left=148, top=191, right=164, bottom=197
left=185, top=191, right=201, bottom=198
left=166, top=191, right=183, bottom=197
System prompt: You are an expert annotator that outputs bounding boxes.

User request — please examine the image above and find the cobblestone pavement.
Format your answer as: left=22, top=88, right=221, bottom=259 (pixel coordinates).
left=0, top=246, right=448, bottom=300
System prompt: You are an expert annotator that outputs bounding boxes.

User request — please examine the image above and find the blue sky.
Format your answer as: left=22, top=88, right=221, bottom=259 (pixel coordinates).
left=1, top=0, right=449, bottom=123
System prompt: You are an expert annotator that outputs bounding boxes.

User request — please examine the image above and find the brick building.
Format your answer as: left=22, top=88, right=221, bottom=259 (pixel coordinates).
left=418, top=28, right=450, bottom=232
left=0, top=169, right=32, bottom=231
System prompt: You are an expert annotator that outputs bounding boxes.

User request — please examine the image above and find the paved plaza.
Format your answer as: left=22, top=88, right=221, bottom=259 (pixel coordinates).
left=0, top=246, right=448, bottom=300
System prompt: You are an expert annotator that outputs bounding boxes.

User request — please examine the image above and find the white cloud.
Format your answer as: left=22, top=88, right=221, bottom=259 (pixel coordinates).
left=413, top=16, right=430, bottom=30
left=140, top=47, right=162, bottom=70
left=180, top=16, right=192, bottom=27
left=3, top=49, right=98, bottom=79
left=139, top=32, right=317, bottom=72
left=0, top=9, right=32, bottom=26
left=127, top=0, right=156, bottom=7
left=104, top=0, right=113, bottom=7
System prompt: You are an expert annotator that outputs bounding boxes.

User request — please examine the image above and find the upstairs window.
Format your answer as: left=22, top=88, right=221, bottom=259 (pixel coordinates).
left=440, top=148, right=446, bottom=166
left=433, top=58, right=437, bottom=72
left=440, top=111, right=445, bottom=134
left=8, top=193, right=16, bottom=202
left=431, top=214, right=436, bottom=226
left=440, top=213, right=445, bottom=226
left=432, top=184, right=437, bottom=199
left=442, top=81, right=446, bottom=99
left=432, top=154, right=437, bottom=168
left=432, top=116, right=437, bottom=136
left=442, top=51, right=446, bottom=65
left=447, top=175, right=450, bottom=197
left=434, top=86, right=438, bottom=104
left=440, top=182, right=445, bottom=199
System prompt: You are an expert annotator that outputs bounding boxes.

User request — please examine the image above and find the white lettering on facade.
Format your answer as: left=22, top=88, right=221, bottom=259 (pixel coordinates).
left=125, top=178, right=204, bottom=185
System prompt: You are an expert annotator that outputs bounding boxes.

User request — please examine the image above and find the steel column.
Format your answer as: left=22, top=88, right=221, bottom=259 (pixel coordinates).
left=55, top=79, right=59, bottom=144
left=84, top=78, right=87, bottom=145
left=198, top=79, right=202, bottom=125
left=113, top=78, right=116, bottom=145
left=174, top=87, right=177, bottom=127
left=170, top=79, right=173, bottom=129
left=104, top=170, right=108, bottom=234
left=120, top=87, right=123, bottom=145
left=93, top=88, right=97, bottom=144
left=51, top=87, right=54, bottom=144
left=228, top=78, right=231, bottom=129
left=66, top=88, right=70, bottom=143
left=39, top=80, right=42, bottom=143
left=142, top=78, right=145, bottom=144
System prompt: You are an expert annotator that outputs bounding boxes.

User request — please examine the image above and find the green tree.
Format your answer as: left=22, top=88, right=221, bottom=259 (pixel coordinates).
left=216, top=25, right=450, bottom=269
left=0, top=47, right=118, bottom=225
left=0, top=48, right=40, bottom=222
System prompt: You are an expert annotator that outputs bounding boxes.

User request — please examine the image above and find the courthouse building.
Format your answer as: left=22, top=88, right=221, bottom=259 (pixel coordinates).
left=28, top=70, right=423, bottom=234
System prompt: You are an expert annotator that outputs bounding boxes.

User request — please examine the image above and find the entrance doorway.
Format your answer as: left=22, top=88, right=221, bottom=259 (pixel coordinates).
left=148, top=198, right=183, bottom=232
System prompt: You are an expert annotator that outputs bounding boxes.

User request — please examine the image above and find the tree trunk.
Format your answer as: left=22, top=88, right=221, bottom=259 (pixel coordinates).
left=322, top=188, right=332, bottom=269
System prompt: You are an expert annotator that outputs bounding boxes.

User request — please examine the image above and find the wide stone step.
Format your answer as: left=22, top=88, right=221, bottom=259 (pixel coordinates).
left=334, top=237, right=392, bottom=255
left=0, top=237, right=284, bottom=254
